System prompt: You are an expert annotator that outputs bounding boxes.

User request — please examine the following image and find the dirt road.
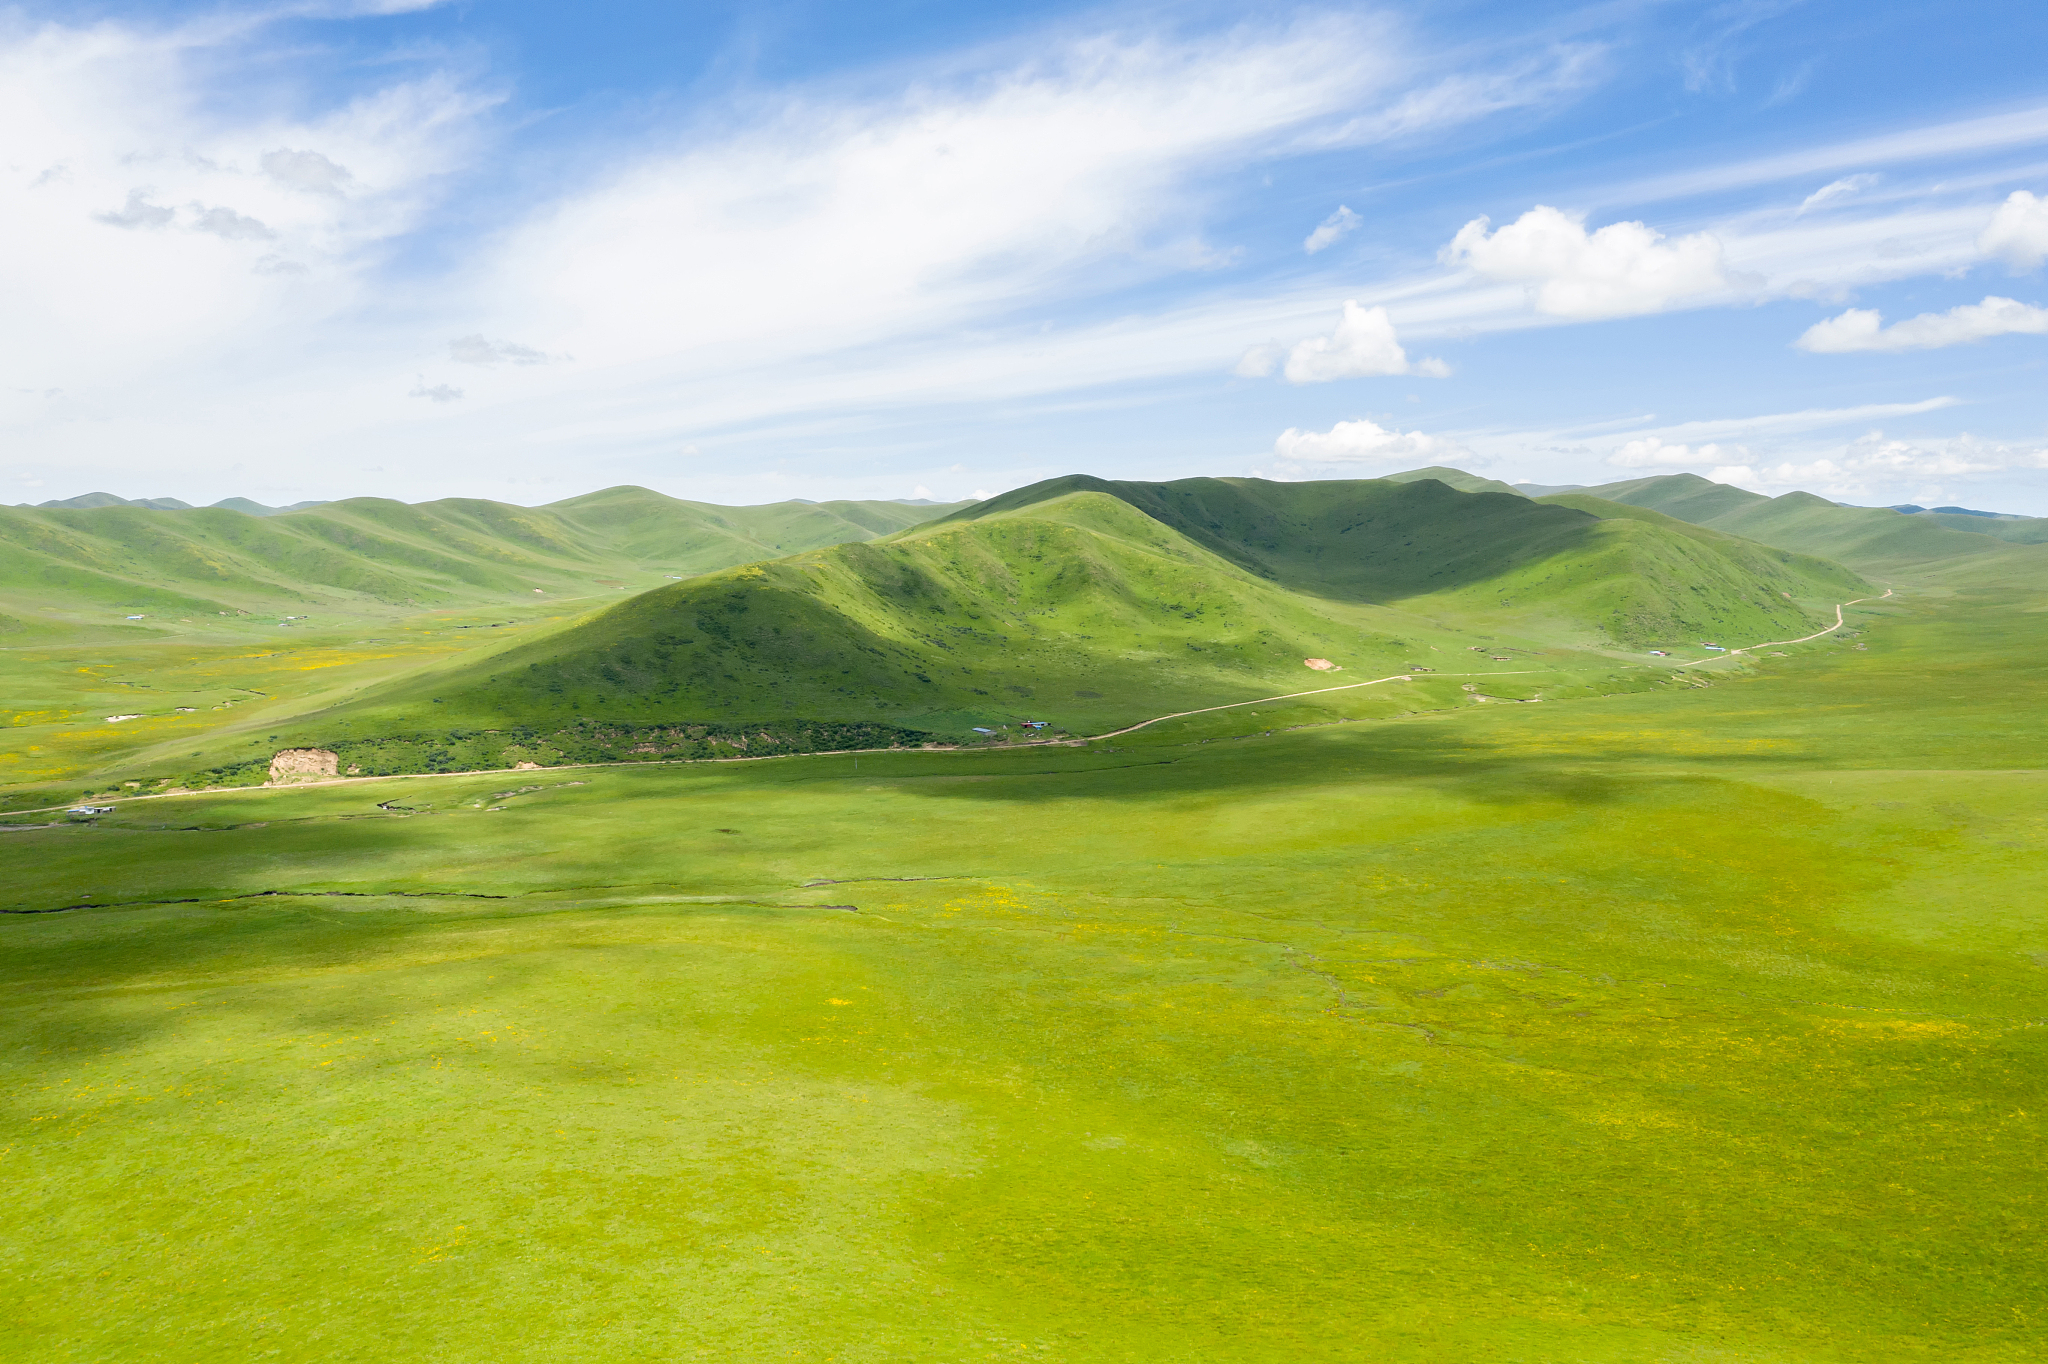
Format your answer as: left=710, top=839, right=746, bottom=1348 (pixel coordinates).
left=1719, top=588, right=1895, bottom=660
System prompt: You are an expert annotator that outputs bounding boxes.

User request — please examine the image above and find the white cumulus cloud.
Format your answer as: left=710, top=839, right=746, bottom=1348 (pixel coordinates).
left=1716, top=430, right=2044, bottom=498
left=1272, top=301, right=1448, bottom=382
left=1980, top=190, right=2048, bottom=271
left=1441, top=204, right=1734, bottom=318
left=1273, top=417, right=1471, bottom=465
left=1796, top=296, right=2048, bottom=352
left=1303, top=204, right=1360, bottom=254
left=1608, top=436, right=1750, bottom=468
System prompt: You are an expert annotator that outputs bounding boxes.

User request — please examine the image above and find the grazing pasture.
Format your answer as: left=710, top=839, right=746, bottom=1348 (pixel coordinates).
left=4, top=580, right=2042, bottom=1361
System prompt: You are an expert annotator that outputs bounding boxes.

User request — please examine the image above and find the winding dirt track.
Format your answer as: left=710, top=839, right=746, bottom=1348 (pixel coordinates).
left=1080, top=670, right=1542, bottom=741
left=1721, top=588, right=1894, bottom=658
left=1090, top=587, right=1898, bottom=738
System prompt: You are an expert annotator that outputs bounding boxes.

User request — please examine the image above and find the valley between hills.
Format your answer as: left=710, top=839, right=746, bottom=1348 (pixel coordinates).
left=3, top=469, right=2044, bottom=1362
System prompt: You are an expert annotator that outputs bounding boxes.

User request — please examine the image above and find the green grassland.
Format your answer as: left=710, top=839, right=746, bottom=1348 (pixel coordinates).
left=274, top=478, right=1863, bottom=765
left=2, top=550, right=2043, bottom=1361
left=0, top=490, right=967, bottom=806
left=1565, top=472, right=2048, bottom=579
left=0, top=486, right=966, bottom=633
left=3, top=468, right=2041, bottom=1360
left=1898, top=508, right=2048, bottom=544
left=3, top=474, right=1877, bottom=807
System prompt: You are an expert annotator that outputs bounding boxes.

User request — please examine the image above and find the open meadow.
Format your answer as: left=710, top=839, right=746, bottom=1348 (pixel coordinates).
left=12, top=4, right=2048, bottom=1355
left=4, top=569, right=2043, bottom=1361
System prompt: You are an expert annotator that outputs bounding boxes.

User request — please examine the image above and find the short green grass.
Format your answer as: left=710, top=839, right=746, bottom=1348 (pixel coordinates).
left=315, top=482, right=1854, bottom=752
left=3, top=578, right=2042, bottom=1361
left=4, top=475, right=1873, bottom=805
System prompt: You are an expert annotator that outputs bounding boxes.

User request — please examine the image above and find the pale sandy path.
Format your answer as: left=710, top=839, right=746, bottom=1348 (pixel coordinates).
left=1720, top=588, right=1895, bottom=657
left=1081, top=670, right=1545, bottom=741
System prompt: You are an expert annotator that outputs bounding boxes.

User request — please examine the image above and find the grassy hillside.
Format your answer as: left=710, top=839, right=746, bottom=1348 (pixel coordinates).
left=1577, top=472, right=2048, bottom=577
left=311, top=488, right=1474, bottom=742
left=1893, top=508, right=2048, bottom=543
left=0, top=488, right=967, bottom=634
left=934, top=475, right=1857, bottom=614
left=274, top=477, right=1864, bottom=773
left=1578, top=471, right=1770, bottom=524
left=0, top=490, right=969, bottom=801
left=0, top=472, right=1883, bottom=800
left=1380, top=465, right=1534, bottom=497
left=929, top=475, right=1605, bottom=601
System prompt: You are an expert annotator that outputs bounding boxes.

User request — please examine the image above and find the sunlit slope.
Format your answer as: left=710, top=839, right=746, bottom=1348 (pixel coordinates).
left=1382, top=465, right=1533, bottom=496
left=316, top=490, right=1439, bottom=736
left=1574, top=472, right=2044, bottom=577
left=1904, top=509, right=2048, bottom=543
left=1427, top=494, right=1866, bottom=642
left=0, top=489, right=968, bottom=629
left=927, top=474, right=1600, bottom=600
left=324, top=478, right=1867, bottom=743
left=941, top=475, right=1856, bottom=637
left=546, top=486, right=959, bottom=568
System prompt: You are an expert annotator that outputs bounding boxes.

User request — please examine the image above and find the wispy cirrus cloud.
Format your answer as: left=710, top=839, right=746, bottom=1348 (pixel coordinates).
left=0, top=10, right=494, bottom=406
left=1597, top=103, right=2048, bottom=208
left=5, top=1, right=2044, bottom=513
left=1303, top=205, right=1360, bottom=253
left=474, top=13, right=1557, bottom=373
left=1608, top=397, right=1960, bottom=446
left=1796, top=173, right=1878, bottom=214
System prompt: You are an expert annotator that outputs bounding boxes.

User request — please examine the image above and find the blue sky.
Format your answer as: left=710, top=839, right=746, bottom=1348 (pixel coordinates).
left=5, top=0, right=2048, bottom=511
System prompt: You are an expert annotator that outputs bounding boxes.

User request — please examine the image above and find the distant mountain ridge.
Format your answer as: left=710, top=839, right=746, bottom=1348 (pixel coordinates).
left=1888, top=503, right=2022, bottom=519
left=1561, top=472, right=2048, bottom=561
left=27, top=492, right=333, bottom=515
left=0, top=487, right=971, bottom=631
left=1361, top=467, right=2047, bottom=552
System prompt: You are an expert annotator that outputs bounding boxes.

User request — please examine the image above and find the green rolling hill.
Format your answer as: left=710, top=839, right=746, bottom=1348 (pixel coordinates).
left=0, top=470, right=1900, bottom=798
left=1891, top=507, right=2048, bottom=543
left=284, top=475, right=1865, bottom=774
left=1379, top=465, right=1534, bottom=497
left=1568, top=472, right=2048, bottom=579
left=0, top=488, right=968, bottom=637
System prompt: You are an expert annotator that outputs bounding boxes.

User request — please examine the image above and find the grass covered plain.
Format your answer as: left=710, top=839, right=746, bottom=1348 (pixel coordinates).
left=3, top=581, right=2044, bottom=1361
